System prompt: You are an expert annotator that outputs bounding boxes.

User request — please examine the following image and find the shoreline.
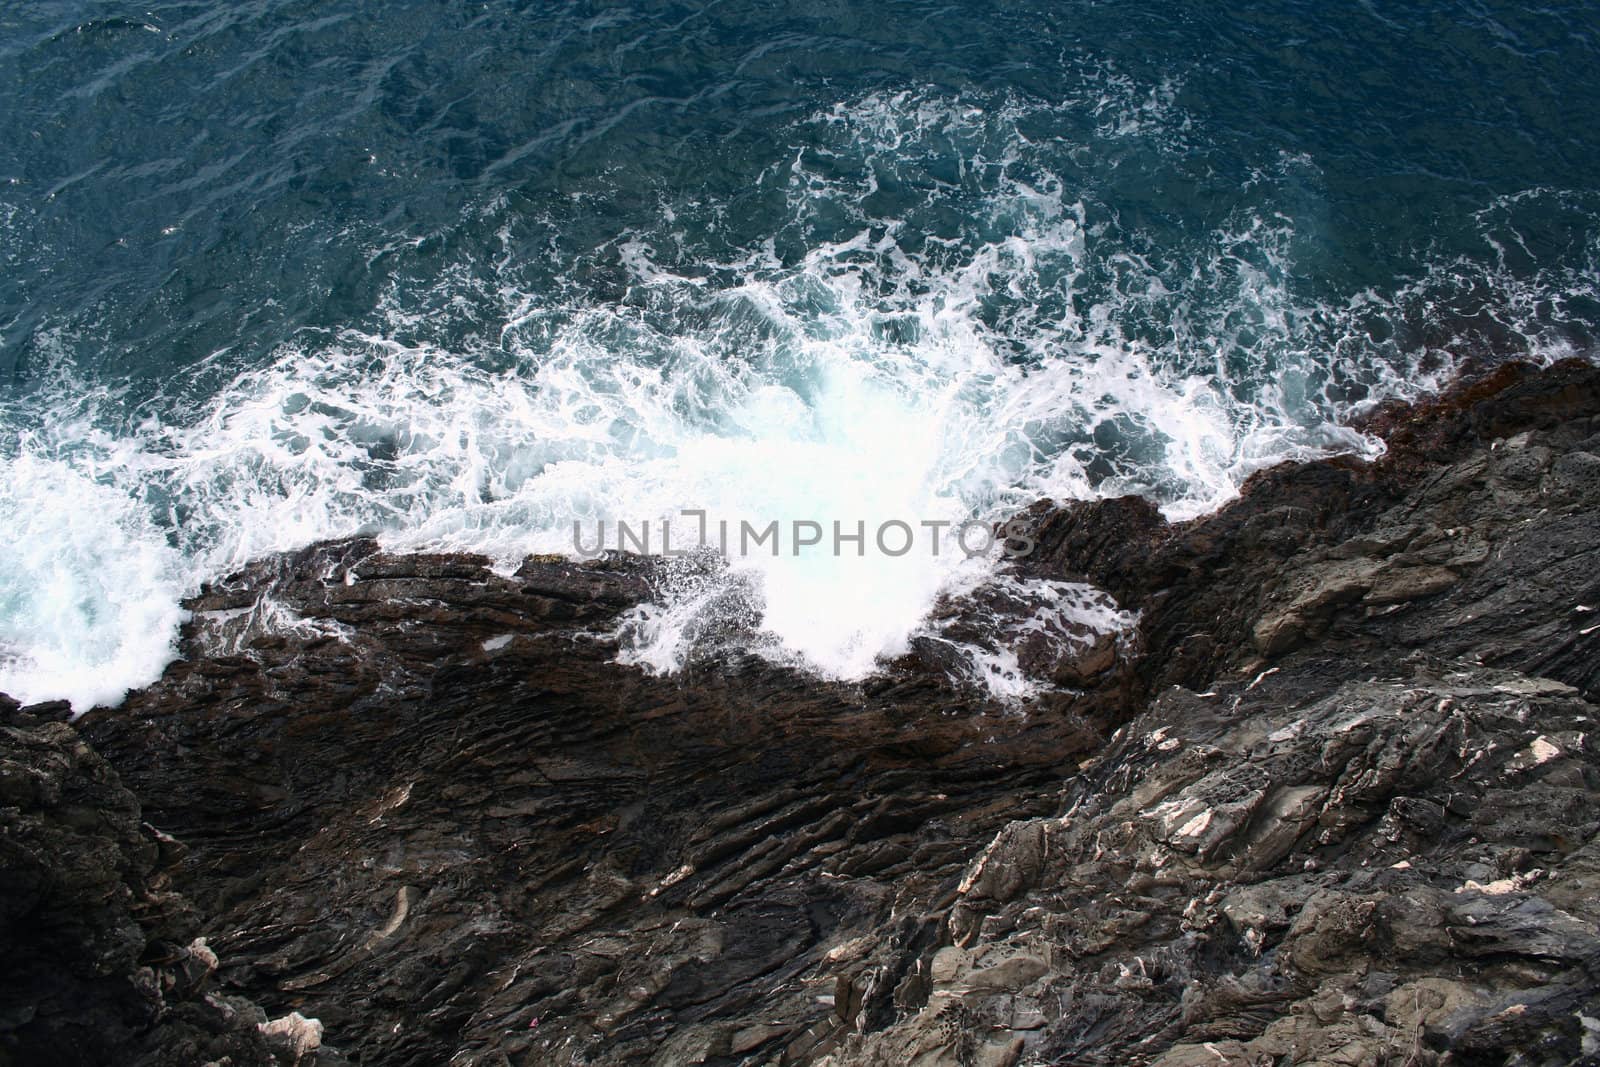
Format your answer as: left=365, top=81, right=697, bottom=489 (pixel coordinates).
left=4, top=357, right=1600, bottom=1064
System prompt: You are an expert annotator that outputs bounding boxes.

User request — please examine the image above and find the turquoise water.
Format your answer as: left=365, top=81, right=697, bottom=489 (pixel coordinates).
left=2, top=1, right=1598, bottom=706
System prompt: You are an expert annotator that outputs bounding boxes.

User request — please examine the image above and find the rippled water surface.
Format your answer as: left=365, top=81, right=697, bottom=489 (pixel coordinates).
left=3, top=1, right=1598, bottom=706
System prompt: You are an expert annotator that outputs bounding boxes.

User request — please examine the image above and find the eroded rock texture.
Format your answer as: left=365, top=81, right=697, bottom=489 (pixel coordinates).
left=0, top=704, right=287, bottom=1066
left=71, top=549, right=1113, bottom=1066
left=830, top=670, right=1600, bottom=1067
left=5, top=359, right=1596, bottom=1066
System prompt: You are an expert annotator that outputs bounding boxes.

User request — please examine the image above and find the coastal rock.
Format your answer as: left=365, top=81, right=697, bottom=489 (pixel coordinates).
left=835, top=667, right=1600, bottom=1066
left=0, top=715, right=285, bottom=1066
left=76, top=548, right=1105, bottom=1065
left=13, top=358, right=1592, bottom=1066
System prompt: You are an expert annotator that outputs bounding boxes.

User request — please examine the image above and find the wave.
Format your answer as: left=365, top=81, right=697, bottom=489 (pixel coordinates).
left=1, top=86, right=1595, bottom=709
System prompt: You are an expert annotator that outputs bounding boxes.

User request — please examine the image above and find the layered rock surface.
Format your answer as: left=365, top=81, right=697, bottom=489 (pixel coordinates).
left=3, top=360, right=1597, bottom=1065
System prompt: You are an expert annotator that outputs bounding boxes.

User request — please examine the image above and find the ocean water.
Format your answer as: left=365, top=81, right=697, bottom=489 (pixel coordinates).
left=2, top=1, right=1598, bottom=709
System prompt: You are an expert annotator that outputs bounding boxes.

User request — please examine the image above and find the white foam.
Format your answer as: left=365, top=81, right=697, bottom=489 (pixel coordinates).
left=1, top=86, right=1594, bottom=711
left=0, top=452, right=186, bottom=708
left=910, top=572, right=1140, bottom=699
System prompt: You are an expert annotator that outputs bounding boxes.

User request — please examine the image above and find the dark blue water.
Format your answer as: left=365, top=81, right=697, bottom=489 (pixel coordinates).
left=3, top=0, right=1598, bottom=708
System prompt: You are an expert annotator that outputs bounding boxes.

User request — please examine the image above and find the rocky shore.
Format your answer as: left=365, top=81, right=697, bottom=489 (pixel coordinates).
left=4, top=359, right=1600, bottom=1066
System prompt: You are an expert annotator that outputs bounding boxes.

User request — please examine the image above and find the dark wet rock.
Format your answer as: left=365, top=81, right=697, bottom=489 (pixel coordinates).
left=17, top=358, right=1597, bottom=1065
left=0, top=718, right=290, bottom=1066
left=1014, top=358, right=1600, bottom=702
left=72, top=546, right=1106, bottom=1066
left=1, top=698, right=73, bottom=728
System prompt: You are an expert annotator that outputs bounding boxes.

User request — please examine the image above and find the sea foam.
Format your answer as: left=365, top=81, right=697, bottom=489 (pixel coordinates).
left=1, top=88, right=1594, bottom=710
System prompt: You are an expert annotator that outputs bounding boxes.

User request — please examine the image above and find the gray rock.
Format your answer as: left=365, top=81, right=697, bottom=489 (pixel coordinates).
left=9, top=358, right=1592, bottom=1066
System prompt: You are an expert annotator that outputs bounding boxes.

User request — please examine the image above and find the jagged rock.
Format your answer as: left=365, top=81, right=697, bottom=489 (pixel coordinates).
left=5, top=358, right=1587, bottom=1066
left=260, top=1012, right=324, bottom=1062
left=0, top=719, right=284, bottom=1066
left=70, top=546, right=1101, bottom=1065
left=838, top=666, right=1600, bottom=1066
